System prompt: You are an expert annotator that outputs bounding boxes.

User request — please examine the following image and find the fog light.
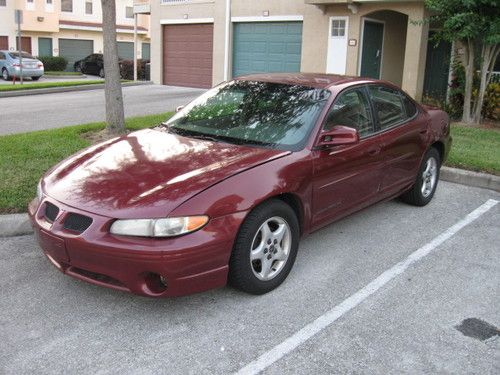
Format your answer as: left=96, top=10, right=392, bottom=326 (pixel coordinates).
left=144, top=272, right=168, bottom=294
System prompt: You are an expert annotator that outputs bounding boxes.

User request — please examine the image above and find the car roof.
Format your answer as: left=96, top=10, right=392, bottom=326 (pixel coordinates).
left=234, top=72, right=379, bottom=90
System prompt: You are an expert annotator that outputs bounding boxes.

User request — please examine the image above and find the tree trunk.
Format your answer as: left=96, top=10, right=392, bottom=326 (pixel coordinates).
left=461, top=39, right=474, bottom=124
left=101, top=0, right=125, bottom=134
left=472, top=44, right=499, bottom=123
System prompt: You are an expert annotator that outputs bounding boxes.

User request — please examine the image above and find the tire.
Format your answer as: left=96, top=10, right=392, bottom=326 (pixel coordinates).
left=75, top=63, right=82, bottom=73
left=229, top=199, right=300, bottom=294
left=401, top=147, right=441, bottom=206
left=2, top=68, right=10, bottom=80
left=31, top=76, right=40, bottom=81
left=99, top=68, right=105, bottom=78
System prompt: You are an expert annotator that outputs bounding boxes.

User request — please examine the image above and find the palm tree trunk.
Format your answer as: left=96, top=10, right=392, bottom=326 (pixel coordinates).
left=101, top=0, right=125, bottom=134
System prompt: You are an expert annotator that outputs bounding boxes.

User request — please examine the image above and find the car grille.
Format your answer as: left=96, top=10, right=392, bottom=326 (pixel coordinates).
left=63, top=213, right=93, bottom=233
left=44, top=202, right=59, bottom=222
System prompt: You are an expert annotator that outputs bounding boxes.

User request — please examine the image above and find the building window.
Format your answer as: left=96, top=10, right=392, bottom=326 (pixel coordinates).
left=61, top=0, right=72, bottom=12
left=85, top=1, right=92, bottom=15
left=126, top=6, right=134, bottom=19
left=46, top=0, right=52, bottom=4
left=0, top=0, right=6, bottom=6
left=26, top=0, right=35, bottom=10
left=331, top=19, right=346, bottom=37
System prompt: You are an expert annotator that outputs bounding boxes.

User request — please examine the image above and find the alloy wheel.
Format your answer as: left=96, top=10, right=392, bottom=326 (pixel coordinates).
left=421, top=156, right=438, bottom=198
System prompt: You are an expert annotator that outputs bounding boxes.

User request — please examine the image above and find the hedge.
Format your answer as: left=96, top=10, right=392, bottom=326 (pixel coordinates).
left=37, top=56, right=67, bottom=71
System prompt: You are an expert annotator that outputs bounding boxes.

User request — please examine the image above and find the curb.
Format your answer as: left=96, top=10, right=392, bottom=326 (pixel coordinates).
left=0, top=213, right=31, bottom=237
left=440, top=166, right=500, bottom=193
left=1, top=167, right=498, bottom=238
left=0, top=80, right=152, bottom=98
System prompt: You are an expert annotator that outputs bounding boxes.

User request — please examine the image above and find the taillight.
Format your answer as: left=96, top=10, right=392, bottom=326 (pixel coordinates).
left=13, top=63, right=20, bottom=67
left=37, top=63, right=43, bottom=68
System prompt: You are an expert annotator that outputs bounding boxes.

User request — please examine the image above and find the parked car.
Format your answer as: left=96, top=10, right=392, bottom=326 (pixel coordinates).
left=0, top=50, right=44, bottom=80
left=74, top=53, right=105, bottom=77
left=29, top=73, right=451, bottom=297
left=74, top=53, right=125, bottom=78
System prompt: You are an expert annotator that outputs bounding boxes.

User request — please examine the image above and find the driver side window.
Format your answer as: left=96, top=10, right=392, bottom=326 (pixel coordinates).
left=324, top=87, right=375, bottom=137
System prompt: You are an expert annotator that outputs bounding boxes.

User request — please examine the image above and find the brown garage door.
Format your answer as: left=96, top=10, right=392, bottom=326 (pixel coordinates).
left=0, top=36, right=8, bottom=50
left=162, top=24, right=213, bottom=88
left=16, top=37, right=32, bottom=54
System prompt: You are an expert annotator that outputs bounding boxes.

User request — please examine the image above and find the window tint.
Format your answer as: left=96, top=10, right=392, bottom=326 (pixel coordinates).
left=401, top=93, right=417, bottom=118
left=368, top=85, right=407, bottom=130
left=324, top=87, right=374, bottom=137
left=126, top=6, right=134, bottom=19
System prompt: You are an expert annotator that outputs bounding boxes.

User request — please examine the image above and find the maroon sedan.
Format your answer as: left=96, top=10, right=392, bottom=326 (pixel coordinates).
left=29, top=73, right=451, bottom=297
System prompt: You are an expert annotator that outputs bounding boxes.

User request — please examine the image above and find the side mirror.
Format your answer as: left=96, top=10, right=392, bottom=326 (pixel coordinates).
left=175, top=105, right=185, bottom=113
left=317, top=125, right=359, bottom=147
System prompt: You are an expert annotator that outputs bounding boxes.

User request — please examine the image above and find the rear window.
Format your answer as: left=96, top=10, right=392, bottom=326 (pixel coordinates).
left=9, top=52, right=35, bottom=59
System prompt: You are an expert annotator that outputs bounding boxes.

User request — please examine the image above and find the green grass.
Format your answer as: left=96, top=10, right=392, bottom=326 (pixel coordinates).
left=0, top=80, right=104, bottom=91
left=0, top=112, right=172, bottom=214
left=446, top=124, right=500, bottom=175
left=43, top=71, right=84, bottom=76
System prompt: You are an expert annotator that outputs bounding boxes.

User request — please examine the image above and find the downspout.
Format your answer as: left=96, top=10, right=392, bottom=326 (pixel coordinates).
left=223, top=0, right=231, bottom=81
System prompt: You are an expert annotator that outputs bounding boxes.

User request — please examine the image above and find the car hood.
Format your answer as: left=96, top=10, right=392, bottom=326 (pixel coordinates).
left=43, top=129, right=290, bottom=218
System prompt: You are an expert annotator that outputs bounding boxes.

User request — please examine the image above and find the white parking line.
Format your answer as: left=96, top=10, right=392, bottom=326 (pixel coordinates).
left=236, top=199, right=499, bottom=375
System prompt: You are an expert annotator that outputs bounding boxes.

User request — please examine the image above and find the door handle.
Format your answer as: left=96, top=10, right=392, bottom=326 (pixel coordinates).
left=367, top=146, right=381, bottom=156
left=419, top=129, right=428, bottom=135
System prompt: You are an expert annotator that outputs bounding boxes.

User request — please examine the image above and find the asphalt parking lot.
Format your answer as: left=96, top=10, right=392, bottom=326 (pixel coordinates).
left=1, top=181, right=499, bottom=374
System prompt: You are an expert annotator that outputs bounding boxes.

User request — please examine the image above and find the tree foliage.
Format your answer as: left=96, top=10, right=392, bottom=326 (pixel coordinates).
left=425, top=0, right=500, bottom=123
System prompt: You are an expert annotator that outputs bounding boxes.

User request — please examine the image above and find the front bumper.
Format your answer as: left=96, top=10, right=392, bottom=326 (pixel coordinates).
left=28, top=196, right=246, bottom=297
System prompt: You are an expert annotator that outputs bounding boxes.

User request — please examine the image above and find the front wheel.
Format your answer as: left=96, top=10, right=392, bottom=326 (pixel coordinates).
left=401, top=147, right=441, bottom=206
left=99, top=68, right=105, bottom=78
left=229, top=199, right=299, bottom=294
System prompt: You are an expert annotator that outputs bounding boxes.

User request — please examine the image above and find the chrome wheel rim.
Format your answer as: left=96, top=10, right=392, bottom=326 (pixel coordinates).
left=421, top=156, right=438, bottom=198
left=250, top=216, right=291, bottom=281
left=2, top=70, right=7, bottom=80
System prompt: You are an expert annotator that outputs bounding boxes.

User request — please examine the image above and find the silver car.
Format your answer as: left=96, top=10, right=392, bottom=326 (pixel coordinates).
left=0, top=50, right=44, bottom=80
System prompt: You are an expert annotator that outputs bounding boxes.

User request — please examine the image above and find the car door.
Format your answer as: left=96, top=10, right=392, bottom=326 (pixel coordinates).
left=311, top=85, right=384, bottom=230
left=367, top=85, right=428, bottom=194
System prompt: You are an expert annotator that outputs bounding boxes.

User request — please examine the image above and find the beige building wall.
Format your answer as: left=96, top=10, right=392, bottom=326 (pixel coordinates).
left=146, top=0, right=430, bottom=99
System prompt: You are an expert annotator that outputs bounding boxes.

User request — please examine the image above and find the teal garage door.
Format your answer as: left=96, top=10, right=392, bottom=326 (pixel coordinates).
left=59, top=39, right=93, bottom=71
left=232, top=22, right=303, bottom=77
left=117, top=42, right=134, bottom=60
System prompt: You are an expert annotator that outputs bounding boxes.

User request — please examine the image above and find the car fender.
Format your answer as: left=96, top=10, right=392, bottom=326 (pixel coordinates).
left=169, top=149, right=313, bottom=233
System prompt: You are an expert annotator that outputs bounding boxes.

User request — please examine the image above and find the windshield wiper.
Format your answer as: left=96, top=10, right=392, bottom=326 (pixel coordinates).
left=188, top=133, right=221, bottom=143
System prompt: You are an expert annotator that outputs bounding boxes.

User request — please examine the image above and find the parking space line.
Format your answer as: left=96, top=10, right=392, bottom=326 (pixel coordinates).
left=236, top=199, right=499, bottom=375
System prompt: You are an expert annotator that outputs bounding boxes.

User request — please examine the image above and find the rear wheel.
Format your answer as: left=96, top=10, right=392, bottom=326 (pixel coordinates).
left=31, top=76, right=40, bottom=81
left=401, top=147, right=440, bottom=206
left=229, top=199, right=299, bottom=294
left=2, top=68, right=9, bottom=80
left=99, top=68, right=105, bottom=78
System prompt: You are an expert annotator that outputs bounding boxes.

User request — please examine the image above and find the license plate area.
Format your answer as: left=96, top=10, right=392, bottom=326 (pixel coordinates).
left=37, top=229, right=69, bottom=263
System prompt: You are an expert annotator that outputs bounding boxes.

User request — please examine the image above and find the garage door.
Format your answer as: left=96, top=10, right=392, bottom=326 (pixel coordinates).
left=162, top=24, right=213, bottom=88
left=59, top=39, right=93, bottom=71
left=0, top=36, right=8, bottom=50
left=117, top=42, right=134, bottom=60
left=232, top=22, right=303, bottom=77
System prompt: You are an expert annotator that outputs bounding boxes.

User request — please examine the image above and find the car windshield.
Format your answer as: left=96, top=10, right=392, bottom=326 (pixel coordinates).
left=9, top=52, right=35, bottom=59
left=164, top=80, right=330, bottom=151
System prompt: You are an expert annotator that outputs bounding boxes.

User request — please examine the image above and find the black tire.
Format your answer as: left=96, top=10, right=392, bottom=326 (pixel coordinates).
left=74, top=63, right=82, bottom=73
left=229, top=199, right=300, bottom=295
left=401, top=147, right=441, bottom=206
left=2, top=68, right=10, bottom=81
left=31, top=76, right=40, bottom=81
left=99, top=68, right=105, bottom=78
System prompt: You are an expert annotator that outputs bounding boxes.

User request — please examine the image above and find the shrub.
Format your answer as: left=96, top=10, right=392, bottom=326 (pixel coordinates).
left=37, top=56, right=67, bottom=71
left=482, top=82, right=500, bottom=121
left=119, top=59, right=150, bottom=80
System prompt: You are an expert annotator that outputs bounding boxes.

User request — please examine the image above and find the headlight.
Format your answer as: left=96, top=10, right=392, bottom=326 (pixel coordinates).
left=110, top=216, right=209, bottom=237
left=36, top=180, right=43, bottom=201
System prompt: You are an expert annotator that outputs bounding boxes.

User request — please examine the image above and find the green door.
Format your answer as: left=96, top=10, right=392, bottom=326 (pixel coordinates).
left=360, top=21, right=384, bottom=79
left=38, top=37, right=52, bottom=57
left=117, top=42, right=134, bottom=60
left=423, top=31, right=451, bottom=100
left=232, top=22, right=302, bottom=77
left=59, top=39, right=93, bottom=71
left=142, top=43, right=150, bottom=60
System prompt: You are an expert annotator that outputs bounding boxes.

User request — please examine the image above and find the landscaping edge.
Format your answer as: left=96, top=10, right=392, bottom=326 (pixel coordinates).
left=0, top=80, right=152, bottom=97
left=1, top=166, right=498, bottom=238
